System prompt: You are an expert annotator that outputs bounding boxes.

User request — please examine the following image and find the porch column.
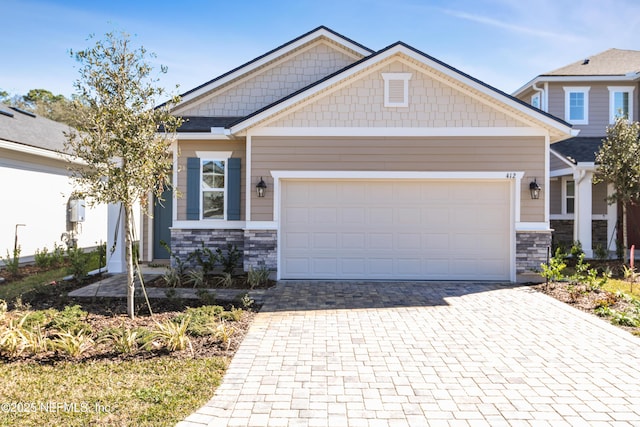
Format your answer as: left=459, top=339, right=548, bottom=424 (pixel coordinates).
left=607, top=183, right=618, bottom=254
left=106, top=203, right=126, bottom=273
left=574, top=170, right=593, bottom=258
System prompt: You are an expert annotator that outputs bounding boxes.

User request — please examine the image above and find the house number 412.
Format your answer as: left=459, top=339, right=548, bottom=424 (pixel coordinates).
left=505, top=173, right=516, bottom=179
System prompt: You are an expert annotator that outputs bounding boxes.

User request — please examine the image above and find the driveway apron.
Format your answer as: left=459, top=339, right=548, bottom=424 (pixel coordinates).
left=178, top=281, right=640, bottom=427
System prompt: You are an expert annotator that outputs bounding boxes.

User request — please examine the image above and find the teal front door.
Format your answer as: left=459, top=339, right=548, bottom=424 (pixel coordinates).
left=153, top=186, right=173, bottom=260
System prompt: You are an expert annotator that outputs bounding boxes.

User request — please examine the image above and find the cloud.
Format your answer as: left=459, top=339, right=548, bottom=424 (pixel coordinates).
left=440, top=8, right=586, bottom=43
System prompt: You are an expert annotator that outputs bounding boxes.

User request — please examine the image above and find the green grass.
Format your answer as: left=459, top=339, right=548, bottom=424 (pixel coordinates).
left=0, top=267, right=69, bottom=302
left=0, top=251, right=104, bottom=303
left=0, top=357, right=228, bottom=427
left=603, top=278, right=640, bottom=299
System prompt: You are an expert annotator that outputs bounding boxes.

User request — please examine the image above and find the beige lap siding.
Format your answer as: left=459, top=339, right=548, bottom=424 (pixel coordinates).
left=250, top=136, right=545, bottom=222
left=176, top=140, right=247, bottom=221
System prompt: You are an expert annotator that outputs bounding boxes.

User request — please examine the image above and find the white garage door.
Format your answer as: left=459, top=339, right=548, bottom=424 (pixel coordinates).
left=280, top=180, right=511, bottom=280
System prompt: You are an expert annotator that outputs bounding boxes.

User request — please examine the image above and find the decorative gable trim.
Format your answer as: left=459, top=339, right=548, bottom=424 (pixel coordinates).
left=381, top=73, right=412, bottom=107
left=228, top=43, right=574, bottom=142
left=169, top=26, right=373, bottom=109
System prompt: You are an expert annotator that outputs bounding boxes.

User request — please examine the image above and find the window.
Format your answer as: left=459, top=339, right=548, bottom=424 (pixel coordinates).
left=563, top=87, right=590, bottom=125
left=201, top=159, right=226, bottom=219
left=531, top=93, right=541, bottom=109
left=565, top=180, right=575, bottom=215
left=608, top=86, right=634, bottom=123
left=381, top=73, right=412, bottom=107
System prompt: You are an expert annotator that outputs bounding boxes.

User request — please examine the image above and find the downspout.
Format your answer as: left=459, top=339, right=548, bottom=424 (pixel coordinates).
left=573, top=168, right=588, bottom=251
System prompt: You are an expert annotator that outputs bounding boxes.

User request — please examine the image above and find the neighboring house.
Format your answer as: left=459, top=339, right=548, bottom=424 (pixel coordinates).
left=142, top=26, right=574, bottom=282
left=0, top=103, right=107, bottom=263
left=513, top=48, right=640, bottom=258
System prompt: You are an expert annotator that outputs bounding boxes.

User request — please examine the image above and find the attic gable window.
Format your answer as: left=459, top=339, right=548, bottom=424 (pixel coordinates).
left=382, top=73, right=412, bottom=107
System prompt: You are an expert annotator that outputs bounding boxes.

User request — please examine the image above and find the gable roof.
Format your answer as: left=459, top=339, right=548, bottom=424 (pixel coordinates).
left=0, top=103, right=71, bottom=153
left=226, top=41, right=574, bottom=139
left=513, top=48, right=640, bottom=97
left=543, top=49, right=640, bottom=77
left=168, top=26, right=374, bottom=111
left=550, top=136, right=604, bottom=164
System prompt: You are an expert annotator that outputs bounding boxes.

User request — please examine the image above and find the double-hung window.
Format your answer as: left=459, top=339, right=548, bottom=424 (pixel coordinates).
left=201, top=159, right=226, bottom=219
left=608, top=86, right=634, bottom=123
left=563, top=87, right=590, bottom=125
left=186, top=153, right=241, bottom=221
left=564, top=179, right=575, bottom=215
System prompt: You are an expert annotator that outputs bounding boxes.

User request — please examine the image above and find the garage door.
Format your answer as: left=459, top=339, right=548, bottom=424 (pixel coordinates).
left=280, top=180, right=511, bottom=280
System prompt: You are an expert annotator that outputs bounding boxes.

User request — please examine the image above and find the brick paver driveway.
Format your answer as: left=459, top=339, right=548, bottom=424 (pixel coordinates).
left=178, top=282, right=640, bottom=426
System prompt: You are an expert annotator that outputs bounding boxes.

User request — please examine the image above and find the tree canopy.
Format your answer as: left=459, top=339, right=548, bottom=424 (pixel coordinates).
left=65, top=31, right=182, bottom=318
left=594, top=117, right=640, bottom=261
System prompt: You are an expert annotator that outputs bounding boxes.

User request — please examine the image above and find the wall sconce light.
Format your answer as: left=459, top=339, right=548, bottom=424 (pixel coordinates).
left=529, top=179, right=541, bottom=200
left=256, top=177, right=267, bottom=198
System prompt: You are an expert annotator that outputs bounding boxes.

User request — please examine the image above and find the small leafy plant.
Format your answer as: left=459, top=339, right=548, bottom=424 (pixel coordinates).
left=216, top=272, right=234, bottom=288
left=51, top=329, right=94, bottom=358
left=247, top=265, right=270, bottom=289
left=34, top=246, right=52, bottom=268
left=152, top=316, right=192, bottom=353
left=217, top=243, right=241, bottom=275
left=540, top=248, right=567, bottom=284
left=190, top=241, right=218, bottom=276
left=67, top=246, right=89, bottom=282
left=186, top=269, right=205, bottom=288
left=2, top=246, right=21, bottom=276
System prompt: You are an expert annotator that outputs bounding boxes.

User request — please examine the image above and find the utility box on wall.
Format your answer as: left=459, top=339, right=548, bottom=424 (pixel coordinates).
left=69, top=199, right=86, bottom=222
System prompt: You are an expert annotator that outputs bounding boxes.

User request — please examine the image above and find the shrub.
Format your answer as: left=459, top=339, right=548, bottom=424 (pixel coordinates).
left=99, top=325, right=144, bottom=355
left=47, top=305, right=91, bottom=335
left=217, top=244, right=241, bottom=275
left=186, top=269, right=205, bottom=288
left=570, top=241, right=584, bottom=258
left=190, top=241, right=218, bottom=276
left=216, top=272, right=234, bottom=288
left=2, top=247, right=21, bottom=276
left=151, top=316, right=192, bottom=353
left=594, top=244, right=609, bottom=261
left=34, top=246, right=52, bottom=268
left=175, top=306, right=224, bottom=337
left=213, top=322, right=234, bottom=351
left=162, top=267, right=183, bottom=288
left=220, top=307, right=244, bottom=322
left=0, top=316, right=28, bottom=357
left=540, top=248, right=567, bottom=283
left=247, top=265, right=270, bottom=289
left=51, top=243, right=66, bottom=267
left=67, top=246, right=89, bottom=281
left=51, top=330, right=94, bottom=358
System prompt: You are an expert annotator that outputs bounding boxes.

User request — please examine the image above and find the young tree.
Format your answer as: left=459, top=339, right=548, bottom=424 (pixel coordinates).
left=593, top=117, right=640, bottom=262
left=65, top=31, right=182, bottom=318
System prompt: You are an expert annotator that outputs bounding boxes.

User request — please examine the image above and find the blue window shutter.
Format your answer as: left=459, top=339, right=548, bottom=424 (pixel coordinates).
left=227, top=158, right=241, bottom=220
left=186, top=157, right=200, bottom=220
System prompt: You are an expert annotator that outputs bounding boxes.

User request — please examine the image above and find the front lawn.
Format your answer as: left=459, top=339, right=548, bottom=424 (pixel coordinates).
left=1, top=254, right=257, bottom=427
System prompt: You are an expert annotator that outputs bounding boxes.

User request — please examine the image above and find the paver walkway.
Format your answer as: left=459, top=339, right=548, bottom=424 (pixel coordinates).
left=178, top=281, right=640, bottom=427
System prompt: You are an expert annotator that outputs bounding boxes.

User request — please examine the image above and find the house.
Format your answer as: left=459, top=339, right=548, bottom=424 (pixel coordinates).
left=141, top=26, right=574, bottom=282
left=513, top=49, right=640, bottom=258
left=0, top=103, right=107, bottom=263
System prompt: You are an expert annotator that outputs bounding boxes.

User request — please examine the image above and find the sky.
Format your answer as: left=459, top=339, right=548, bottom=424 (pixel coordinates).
left=3, top=0, right=640, bottom=102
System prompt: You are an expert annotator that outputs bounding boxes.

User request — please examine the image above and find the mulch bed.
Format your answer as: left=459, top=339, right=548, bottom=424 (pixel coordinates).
left=1, top=265, right=260, bottom=364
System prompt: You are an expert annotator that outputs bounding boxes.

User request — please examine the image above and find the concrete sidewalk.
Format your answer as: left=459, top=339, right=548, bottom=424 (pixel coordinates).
left=178, top=281, right=640, bottom=427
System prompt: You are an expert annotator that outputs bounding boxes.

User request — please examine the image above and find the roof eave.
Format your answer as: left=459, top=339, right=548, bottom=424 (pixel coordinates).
left=513, top=74, right=640, bottom=97
left=166, top=27, right=373, bottom=110
left=229, top=42, right=574, bottom=138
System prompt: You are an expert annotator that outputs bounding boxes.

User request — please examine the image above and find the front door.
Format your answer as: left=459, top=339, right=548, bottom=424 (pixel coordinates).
left=153, top=186, right=173, bottom=260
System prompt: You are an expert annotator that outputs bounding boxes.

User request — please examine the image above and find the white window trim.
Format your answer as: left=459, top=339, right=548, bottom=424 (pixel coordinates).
left=531, top=93, right=541, bottom=109
left=563, top=86, right=590, bottom=125
left=381, top=73, right=412, bottom=107
left=608, top=86, right=635, bottom=124
left=198, top=151, right=232, bottom=221
left=562, top=177, right=575, bottom=216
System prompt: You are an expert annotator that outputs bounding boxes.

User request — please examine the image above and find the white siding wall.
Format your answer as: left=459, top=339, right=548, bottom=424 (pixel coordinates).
left=0, top=160, right=107, bottom=261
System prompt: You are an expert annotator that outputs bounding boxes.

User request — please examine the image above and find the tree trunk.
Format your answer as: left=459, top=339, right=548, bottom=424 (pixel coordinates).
left=623, top=203, right=629, bottom=264
left=124, top=203, right=136, bottom=319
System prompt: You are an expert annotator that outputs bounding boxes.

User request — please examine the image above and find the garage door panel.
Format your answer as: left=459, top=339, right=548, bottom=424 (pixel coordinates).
left=369, top=233, right=393, bottom=248
left=313, top=233, right=337, bottom=249
left=342, top=233, right=366, bottom=249
left=281, top=180, right=510, bottom=280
